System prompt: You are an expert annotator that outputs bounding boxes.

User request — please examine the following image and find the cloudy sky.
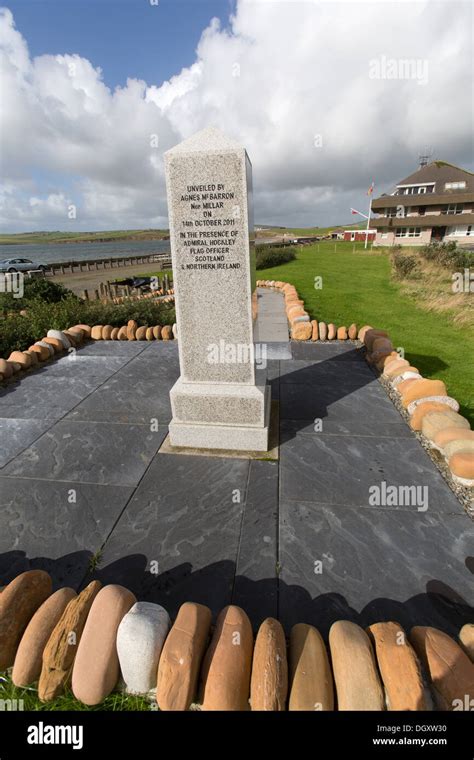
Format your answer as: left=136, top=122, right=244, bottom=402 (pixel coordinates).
left=0, top=0, right=472, bottom=232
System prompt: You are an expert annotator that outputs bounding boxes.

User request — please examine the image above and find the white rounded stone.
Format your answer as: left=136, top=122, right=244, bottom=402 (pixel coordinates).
left=117, top=602, right=170, bottom=694
left=47, top=330, right=71, bottom=349
left=392, top=371, right=422, bottom=388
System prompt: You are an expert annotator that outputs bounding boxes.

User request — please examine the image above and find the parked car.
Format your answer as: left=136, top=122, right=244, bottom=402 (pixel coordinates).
left=0, top=257, right=47, bottom=273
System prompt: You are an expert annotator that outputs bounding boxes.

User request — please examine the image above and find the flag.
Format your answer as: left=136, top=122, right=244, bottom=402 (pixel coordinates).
left=367, top=180, right=375, bottom=196
left=350, top=207, right=368, bottom=218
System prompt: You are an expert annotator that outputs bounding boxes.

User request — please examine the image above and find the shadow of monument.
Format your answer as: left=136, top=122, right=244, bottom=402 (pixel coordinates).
left=83, top=555, right=473, bottom=639
left=1, top=550, right=471, bottom=640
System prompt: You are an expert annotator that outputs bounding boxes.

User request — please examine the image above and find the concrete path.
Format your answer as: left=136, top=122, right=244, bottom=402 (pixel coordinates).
left=254, top=286, right=291, bottom=359
left=0, top=340, right=471, bottom=637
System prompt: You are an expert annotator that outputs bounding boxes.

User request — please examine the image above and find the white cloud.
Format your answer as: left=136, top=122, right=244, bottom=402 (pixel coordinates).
left=0, top=1, right=472, bottom=231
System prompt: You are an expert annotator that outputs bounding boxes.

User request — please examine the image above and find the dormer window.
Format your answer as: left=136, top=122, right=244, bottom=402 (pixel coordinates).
left=396, top=183, right=435, bottom=195
left=445, top=181, right=466, bottom=190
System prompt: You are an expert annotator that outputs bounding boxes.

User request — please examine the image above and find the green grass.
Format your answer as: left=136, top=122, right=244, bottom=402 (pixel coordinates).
left=0, top=675, right=153, bottom=711
left=261, top=241, right=474, bottom=425
left=0, top=229, right=169, bottom=245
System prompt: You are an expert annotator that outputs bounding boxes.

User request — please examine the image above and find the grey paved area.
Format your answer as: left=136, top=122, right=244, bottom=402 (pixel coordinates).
left=0, top=338, right=472, bottom=637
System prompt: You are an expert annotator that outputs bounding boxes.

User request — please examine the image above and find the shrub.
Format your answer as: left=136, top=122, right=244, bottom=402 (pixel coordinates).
left=0, top=278, right=75, bottom=315
left=255, top=245, right=297, bottom=270
left=391, top=251, right=418, bottom=279
left=0, top=297, right=176, bottom=358
left=419, top=241, right=473, bottom=271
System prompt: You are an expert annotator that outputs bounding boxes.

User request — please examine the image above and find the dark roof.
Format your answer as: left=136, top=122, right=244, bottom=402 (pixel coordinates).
left=395, top=161, right=473, bottom=194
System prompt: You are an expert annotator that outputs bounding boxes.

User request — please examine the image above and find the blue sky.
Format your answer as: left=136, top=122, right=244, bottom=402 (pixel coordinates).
left=7, top=0, right=235, bottom=88
left=1, top=1, right=472, bottom=231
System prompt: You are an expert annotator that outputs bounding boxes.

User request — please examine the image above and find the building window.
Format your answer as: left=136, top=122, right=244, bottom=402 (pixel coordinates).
left=446, top=204, right=464, bottom=214
left=381, top=233, right=388, bottom=239
left=445, top=181, right=466, bottom=190
left=395, top=227, right=422, bottom=238
left=418, top=206, right=426, bottom=215
left=446, top=225, right=473, bottom=237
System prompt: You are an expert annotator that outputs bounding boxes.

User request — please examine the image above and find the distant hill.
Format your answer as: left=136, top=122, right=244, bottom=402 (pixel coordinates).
left=0, top=229, right=169, bottom=245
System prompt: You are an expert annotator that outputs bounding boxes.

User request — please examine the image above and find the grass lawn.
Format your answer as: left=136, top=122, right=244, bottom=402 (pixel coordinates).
left=0, top=675, right=152, bottom=711
left=260, top=242, right=474, bottom=426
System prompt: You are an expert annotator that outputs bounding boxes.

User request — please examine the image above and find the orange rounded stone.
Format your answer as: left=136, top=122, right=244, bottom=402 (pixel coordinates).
left=39, top=580, right=102, bottom=702
left=251, top=618, right=288, bottom=711
left=161, top=325, right=173, bottom=340
left=431, top=426, right=474, bottom=450
left=358, top=325, right=373, bottom=342
left=383, top=359, right=410, bottom=378
left=0, top=570, right=52, bottom=670
left=0, top=358, right=14, bottom=378
left=397, top=378, right=420, bottom=396
left=8, top=350, right=32, bottom=368
left=289, top=623, right=333, bottom=711
left=101, top=325, right=114, bottom=340
left=12, top=587, right=76, bottom=686
left=410, top=626, right=474, bottom=710
left=72, top=585, right=136, bottom=705
left=90, top=325, right=104, bottom=340
left=291, top=322, right=312, bottom=340
left=459, top=624, right=474, bottom=662
left=401, top=379, right=447, bottom=409
left=200, top=606, right=253, bottom=711
left=337, top=326, right=347, bottom=340
left=329, top=620, right=384, bottom=711
left=135, top=326, right=147, bottom=340
left=157, top=602, right=212, bottom=711
left=448, top=451, right=474, bottom=483
left=410, top=403, right=460, bottom=432
left=368, top=622, right=426, bottom=710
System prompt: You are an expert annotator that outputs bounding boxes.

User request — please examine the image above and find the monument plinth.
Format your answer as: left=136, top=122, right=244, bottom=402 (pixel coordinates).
left=164, top=127, right=270, bottom=451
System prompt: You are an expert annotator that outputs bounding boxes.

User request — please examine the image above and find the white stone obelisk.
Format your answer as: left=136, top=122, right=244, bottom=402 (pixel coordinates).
left=164, top=127, right=270, bottom=451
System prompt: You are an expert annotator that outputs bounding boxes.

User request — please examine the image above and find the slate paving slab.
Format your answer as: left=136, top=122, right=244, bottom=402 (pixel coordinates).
left=1, top=339, right=472, bottom=637
left=280, top=433, right=464, bottom=514
left=65, top=378, right=174, bottom=423
left=0, top=477, right=134, bottom=588
left=75, top=341, right=149, bottom=356
left=90, top=454, right=250, bottom=620
left=2, top=421, right=167, bottom=486
left=280, top=379, right=403, bottom=423
left=278, top=500, right=473, bottom=637
left=291, top=341, right=366, bottom=361
left=280, top=417, right=413, bottom=440
left=0, top=418, right=54, bottom=468
left=33, top=355, right=129, bottom=380
left=232, top=460, right=279, bottom=626
left=0, top=375, right=104, bottom=413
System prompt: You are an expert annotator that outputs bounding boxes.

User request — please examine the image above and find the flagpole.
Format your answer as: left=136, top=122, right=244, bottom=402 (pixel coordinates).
left=365, top=193, right=373, bottom=250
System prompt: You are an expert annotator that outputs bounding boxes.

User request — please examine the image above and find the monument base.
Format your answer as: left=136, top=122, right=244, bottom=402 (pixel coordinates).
left=169, top=382, right=271, bottom=451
